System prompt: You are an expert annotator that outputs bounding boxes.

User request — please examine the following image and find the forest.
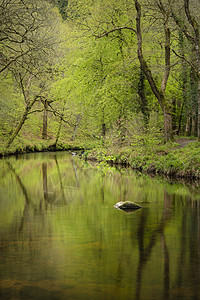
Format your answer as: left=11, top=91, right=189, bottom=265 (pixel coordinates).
left=0, top=0, right=200, bottom=169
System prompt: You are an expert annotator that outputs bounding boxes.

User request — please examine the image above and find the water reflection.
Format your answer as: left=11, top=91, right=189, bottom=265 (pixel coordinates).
left=42, top=156, right=79, bottom=207
left=0, top=152, right=200, bottom=299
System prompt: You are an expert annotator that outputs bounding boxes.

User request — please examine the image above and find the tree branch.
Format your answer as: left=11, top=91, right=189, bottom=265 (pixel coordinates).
left=171, top=10, right=195, bottom=43
left=161, top=4, right=171, bottom=93
left=28, top=109, right=44, bottom=115
left=48, top=103, right=74, bottom=126
left=172, top=48, right=198, bottom=75
left=95, top=26, right=136, bottom=38
left=0, top=50, right=30, bottom=73
left=184, top=0, right=199, bottom=34
left=134, top=0, right=164, bottom=108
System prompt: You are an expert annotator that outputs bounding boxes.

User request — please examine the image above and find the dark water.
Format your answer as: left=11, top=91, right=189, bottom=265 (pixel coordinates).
left=0, top=152, right=200, bottom=300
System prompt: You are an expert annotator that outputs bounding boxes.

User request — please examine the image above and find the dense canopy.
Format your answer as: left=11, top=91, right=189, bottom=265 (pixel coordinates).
left=0, top=0, right=200, bottom=150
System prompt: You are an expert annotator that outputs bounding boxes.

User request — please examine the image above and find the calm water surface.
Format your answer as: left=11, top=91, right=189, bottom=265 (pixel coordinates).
left=0, top=152, right=200, bottom=300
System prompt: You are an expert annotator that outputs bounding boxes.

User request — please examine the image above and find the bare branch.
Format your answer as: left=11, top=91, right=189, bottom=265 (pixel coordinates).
left=28, top=109, right=44, bottom=115
left=0, top=50, right=30, bottom=73
left=95, top=26, right=136, bottom=38
left=184, top=0, right=199, bottom=34
left=134, top=0, right=163, bottom=106
left=171, top=11, right=195, bottom=43
left=172, top=48, right=198, bottom=75
left=48, top=103, right=74, bottom=126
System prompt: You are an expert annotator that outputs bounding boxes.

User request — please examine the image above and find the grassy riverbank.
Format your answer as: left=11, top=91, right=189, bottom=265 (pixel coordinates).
left=0, top=137, right=93, bottom=157
left=83, top=137, right=200, bottom=179
left=1, top=136, right=200, bottom=179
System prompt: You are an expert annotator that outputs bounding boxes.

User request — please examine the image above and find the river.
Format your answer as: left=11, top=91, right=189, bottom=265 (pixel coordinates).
left=0, top=152, right=200, bottom=300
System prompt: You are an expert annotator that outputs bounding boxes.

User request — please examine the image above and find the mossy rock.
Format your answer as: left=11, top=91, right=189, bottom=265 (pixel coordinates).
left=114, top=201, right=141, bottom=211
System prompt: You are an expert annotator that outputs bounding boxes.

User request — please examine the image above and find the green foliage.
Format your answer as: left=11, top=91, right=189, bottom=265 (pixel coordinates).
left=57, top=0, right=68, bottom=19
left=0, top=74, right=24, bottom=137
left=83, top=138, right=200, bottom=179
left=0, top=0, right=200, bottom=165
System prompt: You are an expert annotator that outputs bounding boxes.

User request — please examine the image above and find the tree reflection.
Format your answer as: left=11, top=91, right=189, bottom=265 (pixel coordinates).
left=42, top=162, right=49, bottom=207
left=6, top=161, right=30, bottom=205
left=6, top=161, right=31, bottom=233
left=135, top=190, right=172, bottom=300
left=175, top=196, right=187, bottom=291
left=6, top=156, right=81, bottom=235
left=161, top=231, right=170, bottom=300
left=41, top=156, right=79, bottom=206
left=135, top=208, right=148, bottom=300
left=2, top=156, right=200, bottom=300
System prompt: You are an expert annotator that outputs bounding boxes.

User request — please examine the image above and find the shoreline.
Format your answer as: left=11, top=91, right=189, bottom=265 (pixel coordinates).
left=1, top=139, right=200, bottom=181
left=0, top=143, right=87, bottom=158
left=82, top=141, right=200, bottom=180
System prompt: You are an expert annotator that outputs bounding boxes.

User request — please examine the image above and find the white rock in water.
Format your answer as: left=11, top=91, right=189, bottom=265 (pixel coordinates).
left=114, top=201, right=141, bottom=210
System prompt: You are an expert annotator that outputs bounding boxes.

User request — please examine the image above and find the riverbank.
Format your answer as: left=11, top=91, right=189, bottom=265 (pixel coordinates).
left=83, top=138, right=200, bottom=179
left=0, top=139, right=93, bottom=157
left=1, top=137, right=200, bottom=180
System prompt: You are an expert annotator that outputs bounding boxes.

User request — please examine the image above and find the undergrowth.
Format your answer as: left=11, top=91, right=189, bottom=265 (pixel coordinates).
left=83, top=138, right=200, bottom=179
left=1, top=134, right=200, bottom=179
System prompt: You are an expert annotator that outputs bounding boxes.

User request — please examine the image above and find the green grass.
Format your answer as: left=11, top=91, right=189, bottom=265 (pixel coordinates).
left=0, top=136, right=95, bottom=157
left=1, top=134, right=200, bottom=179
left=83, top=139, right=200, bottom=179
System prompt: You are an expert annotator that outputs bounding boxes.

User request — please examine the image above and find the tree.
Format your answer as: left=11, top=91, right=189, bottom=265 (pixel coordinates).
left=51, top=22, right=138, bottom=144
left=0, top=0, right=62, bottom=148
left=137, top=68, right=150, bottom=129
left=0, top=0, right=56, bottom=74
left=65, top=0, right=178, bottom=141
left=134, top=0, right=175, bottom=141
left=5, top=73, right=47, bottom=148
left=171, top=0, right=200, bottom=139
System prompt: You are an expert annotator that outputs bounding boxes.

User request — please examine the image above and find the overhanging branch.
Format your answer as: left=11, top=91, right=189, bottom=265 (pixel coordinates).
left=48, top=103, right=74, bottom=126
left=172, top=48, right=198, bottom=75
left=95, top=26, right=136, bottom=38
left=0, top=50, right=30, bottom=73
left=28, top=109, right=44, bottom=115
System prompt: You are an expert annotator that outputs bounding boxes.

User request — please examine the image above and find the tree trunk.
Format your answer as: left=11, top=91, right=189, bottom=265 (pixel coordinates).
left=164, top=107, right=173, bottom=141
left=55, top=118, right=62, bottom=146
left=55, top=100, right=66, bottom=146
left=138, top=68, right=149, bottom=129
left=6, top=98, right=37, bottom=149
left=42, top=100, right=48, bottom=140
left=172, top=97, right=177, bottom=133
left=73, top=114, right=81, bottom=141
left=191, top=111, right=197, bottom=136
left=134, top=0, right=173, bottom=142
left=117, top=117, right=126, bottom=145
left=198, top=78, right=200, bottom=139
left=185, top=116, right=192, bottom=136
left=177, top=101, right=185, bottom=136
left=184, top=0, right=200, bottom=139
left=102, top=122, right=106, bottom=137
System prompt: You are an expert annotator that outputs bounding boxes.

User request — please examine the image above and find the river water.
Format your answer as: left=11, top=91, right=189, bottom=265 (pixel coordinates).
left=0, top=152, right=200, bottom=300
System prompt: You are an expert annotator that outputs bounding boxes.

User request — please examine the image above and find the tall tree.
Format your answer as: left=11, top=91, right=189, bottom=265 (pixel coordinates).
left=171, top=0, right=200, bottom=139
left=1, top=0, right=61, bottom=148
left=80, top=0, right=175, bottom=141
left=0, top=0, right=56, bottom=74
left=134, top=0, right=174, bottom=141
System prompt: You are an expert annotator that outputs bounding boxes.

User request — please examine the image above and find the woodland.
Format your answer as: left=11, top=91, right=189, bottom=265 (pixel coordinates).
left=0, top=0, right=200, bottom=162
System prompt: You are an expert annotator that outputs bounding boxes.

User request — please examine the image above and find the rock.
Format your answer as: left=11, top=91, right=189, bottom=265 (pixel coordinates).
left=114, top=201, right=141, bottom=211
